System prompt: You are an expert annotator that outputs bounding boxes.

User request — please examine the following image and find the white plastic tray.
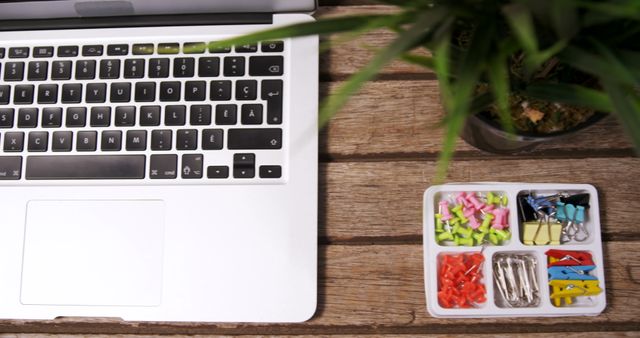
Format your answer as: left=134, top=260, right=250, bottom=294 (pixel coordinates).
left=423, top=183, right=606, bottom=318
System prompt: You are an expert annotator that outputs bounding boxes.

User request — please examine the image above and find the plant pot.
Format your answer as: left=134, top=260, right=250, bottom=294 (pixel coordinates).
left=461, top=111, right=608, bottom=154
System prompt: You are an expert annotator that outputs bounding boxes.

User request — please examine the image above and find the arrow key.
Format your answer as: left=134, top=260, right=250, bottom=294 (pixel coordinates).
left=259, top=165, right=281, bottom=178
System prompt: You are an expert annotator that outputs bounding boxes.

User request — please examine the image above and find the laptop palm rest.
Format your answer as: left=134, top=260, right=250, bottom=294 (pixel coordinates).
left=20, top=200, right=165, bottom=307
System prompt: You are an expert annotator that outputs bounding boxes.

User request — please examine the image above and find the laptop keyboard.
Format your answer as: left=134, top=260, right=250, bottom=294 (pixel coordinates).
left=0, top=40, right=286, bottom=182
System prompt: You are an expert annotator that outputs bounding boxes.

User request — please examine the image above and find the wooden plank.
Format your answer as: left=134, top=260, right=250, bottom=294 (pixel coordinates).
left=320, top=80, right=634, bottom=158
left=6, top=333, right=640, bottom=338
left=0, top=242, right=638, bottom=335
left=320, top=158, right=640, bottom=241
left=316, top=6, right=432, bottom=77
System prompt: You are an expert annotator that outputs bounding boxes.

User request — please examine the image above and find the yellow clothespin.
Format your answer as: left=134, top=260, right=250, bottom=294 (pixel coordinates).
left=549, top=280, right=602, bottom=306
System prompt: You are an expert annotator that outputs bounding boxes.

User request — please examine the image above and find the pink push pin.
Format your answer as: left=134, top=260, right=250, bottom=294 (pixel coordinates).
left=482, top=204, right=495, bottom=213
left=468, top=214, right=481, bottom=229
left=491, top=208, right=507, bottom=229
left=439, top=201, right=453, bottom=221
left=501, top=208, right=510, bottom=228
left=455, top=192, right=469, bottom=208
left=466, top=192, right=485, bottom=210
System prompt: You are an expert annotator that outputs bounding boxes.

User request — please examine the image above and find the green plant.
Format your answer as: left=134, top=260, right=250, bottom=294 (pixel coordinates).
left=209, top=0, right=640, bottom=181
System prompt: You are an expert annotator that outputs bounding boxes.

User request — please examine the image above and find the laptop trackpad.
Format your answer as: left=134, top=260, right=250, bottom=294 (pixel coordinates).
left=20, top=200, right=165, bottom=306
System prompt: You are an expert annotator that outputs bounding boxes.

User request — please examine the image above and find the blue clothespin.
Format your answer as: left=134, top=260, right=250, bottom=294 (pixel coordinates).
left=548, top=265, right=597, bottom=280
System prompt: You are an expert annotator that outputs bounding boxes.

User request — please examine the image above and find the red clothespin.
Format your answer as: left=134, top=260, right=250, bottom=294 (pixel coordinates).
left=546, top=249, right=595, bottom=266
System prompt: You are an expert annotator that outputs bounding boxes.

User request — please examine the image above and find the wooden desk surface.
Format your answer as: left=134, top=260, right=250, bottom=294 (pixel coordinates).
left=2, top=2, right=640, bottom=337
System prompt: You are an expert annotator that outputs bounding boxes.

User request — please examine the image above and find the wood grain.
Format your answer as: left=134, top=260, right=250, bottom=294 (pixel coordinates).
left=0, top=242, right=638, bottom=335
left=320, top=80, right=634, bottom=159
left=4, top=334, right=639, bottom=338
left=320, top=158, right=640, bottom=241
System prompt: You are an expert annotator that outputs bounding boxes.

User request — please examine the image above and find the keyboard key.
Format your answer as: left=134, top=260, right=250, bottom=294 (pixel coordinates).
left=124, top=59, right=145, bottom=78
left=184, top=42, right=206, bottom=54
left=57, top=46, right=79, bottom=57
left=176, top=129, right=197, bottom=150
left=241, top=104, right=263, bottom=125
left=165, top=105, right=186, bottom=126
left=190, top=105, right=211, bottom=125
left=3, top=132, right=24, bottom=151
left=90, top=107, right=111, bottom=127
left=0, top=48, right=5, bottom=59
left=28, top=131, right=48, bottom=152
left=236, top=80, right=257, bottom=100
left=18, top=108, right=38, bottom=128
left=14, top=85, right=34, bottom=104
left=209, top=44, right=231, bottom=53
left=260, top=165, right=282, bottom=178
left=126, top=130, right=147, bottom=151
left=215, top=104, right=237, bottom=125
left=0, top=156, right=21, bottom=180
left=115, top=106, right=136, bottom=126
left=185, top=81, right=206, bottom=101
left=42, top=108, right=62, bottom=127
left=61, top=84, right=82, bottom=103
left=233, top=153, right=255, bottom=178
left=202, top=129, right=223, bottom=150
left=135, top=82, right=156, bottom=102
left=224, top=57, right=245, bottom=76
left=210, top=80, right=231, bottom=100
left=66, top=107, right=86, bottom=127
left=4, top=62, right=25, bottom=81
left=101, top=130, right=122, bottom=151
left=236, top=44, right=258, bottom=53
left=37, top=84, right=58, bottom=104
left=0, top=86, right=10, bottom=104
left=33, top=46, right=54, bottom=57
left=207, top=165, right=229, bottom=179
left=160, top=82, right=181, bottom=101
left=228, top=128, right=282, bottom=150
left=199, top=57, right=220, bottom=77
left=77, top=131, right=97, bottom=151
left=262, top=79, right=283, bottom=124
left=28, top=61, right=48, bottom=81
left=82, top=45, right=103, bottom=56
left=249, top=56, right=283, bottom=76
left=75, top=60, right=96, bottom=80
left=100, top=59, right=121, bottom=79
left=0, top=108, right=14, bottom=128
left=140, top=106, right=161, bottom=126
left=151, top=130, right=172, bottom=150
left=149, top=154, right=177, bottom=179
left=262, top=41, right=284, bottom=53
left=158, top=43, right=180, bottom=54
left=107, top=44, right=129, bottom=56
left=51, top=131, right=72, bottom=151
left=132, top=44, right=154, bottom=55
left=52, top=61, right=72, bottom=80
left=86, top=83, right=107, bottom=103
left=110, top=82, right=131, bottom=102
left=181, top=154, right=203, bottom=178
left=9, top=47, right=29, bottom=58
left=174, top=58, right=195, bottom=77
left=26, top=155, right=146, bottom=179
left=149, top=58, right=170, bottom=78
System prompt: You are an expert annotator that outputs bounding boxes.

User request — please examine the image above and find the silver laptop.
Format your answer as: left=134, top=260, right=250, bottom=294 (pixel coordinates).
left=0, top=0, right=318, bottom=322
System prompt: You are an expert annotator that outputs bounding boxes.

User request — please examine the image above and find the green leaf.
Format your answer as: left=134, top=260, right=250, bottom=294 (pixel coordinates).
left=319, top=9, right=447, bottom=127
left=558, top=46, right=638, bottom=87
left=503, top=3, right=538, bottom=53
left=578, top=0, right=640, bottom=20
left=601, top=79, right=640, bottom=154
left=524, top=83, right=614, bottom=112
left=488, top=55, right=515, bottom=135
left=207, top=14, right=409, bottom=50
left=400, top=53, right=435, bottom=70
left=550, top=0, right=579, bottom=40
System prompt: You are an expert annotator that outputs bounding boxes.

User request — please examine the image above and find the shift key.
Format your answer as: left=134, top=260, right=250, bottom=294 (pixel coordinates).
left=0, top=156, right=22, bottom=180
left=228, top=128, right=282, bottom=150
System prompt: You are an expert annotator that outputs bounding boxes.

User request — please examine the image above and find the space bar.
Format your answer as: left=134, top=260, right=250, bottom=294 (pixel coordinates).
left=26, top=155, right=146, bottom=180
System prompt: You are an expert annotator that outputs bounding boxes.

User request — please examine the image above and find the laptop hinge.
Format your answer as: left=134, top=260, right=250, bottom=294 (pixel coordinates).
left=0, top=13, right=273, bottom=32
